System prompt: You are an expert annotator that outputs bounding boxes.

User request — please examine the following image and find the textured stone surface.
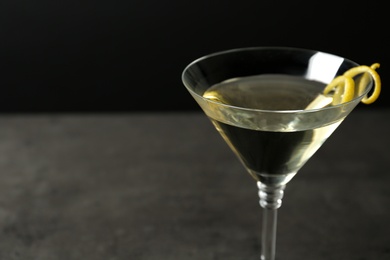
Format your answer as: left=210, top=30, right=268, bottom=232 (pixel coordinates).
left=0, top=110, right=389, bottom=259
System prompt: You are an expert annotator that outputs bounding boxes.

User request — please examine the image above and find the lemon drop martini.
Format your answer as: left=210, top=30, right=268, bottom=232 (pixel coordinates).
left=181, top=47, right=381, bottom=260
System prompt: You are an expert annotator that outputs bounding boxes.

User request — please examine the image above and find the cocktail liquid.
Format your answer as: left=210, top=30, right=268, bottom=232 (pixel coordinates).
left=203, top=75, right=342, bottom=185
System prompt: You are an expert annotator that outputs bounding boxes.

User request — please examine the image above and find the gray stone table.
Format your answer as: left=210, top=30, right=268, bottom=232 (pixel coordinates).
left=0, top=109, right=389, bottom=260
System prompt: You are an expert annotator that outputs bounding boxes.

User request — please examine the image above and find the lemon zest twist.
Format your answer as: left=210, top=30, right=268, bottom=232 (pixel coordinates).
left=323, top=63, right=381, bottom=105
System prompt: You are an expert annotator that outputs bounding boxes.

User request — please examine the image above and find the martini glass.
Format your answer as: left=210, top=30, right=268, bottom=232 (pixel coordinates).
left=181, top=47, right=374, bottom=260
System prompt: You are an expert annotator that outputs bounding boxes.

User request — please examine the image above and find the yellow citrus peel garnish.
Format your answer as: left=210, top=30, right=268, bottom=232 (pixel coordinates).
left=323, top=63, right=381, bottom=105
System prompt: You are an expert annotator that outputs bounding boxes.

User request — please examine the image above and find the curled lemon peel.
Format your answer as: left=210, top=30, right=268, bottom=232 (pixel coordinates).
left=323, top=75, right=355, bottom=104
left=323, top=63, right=381, bottom=105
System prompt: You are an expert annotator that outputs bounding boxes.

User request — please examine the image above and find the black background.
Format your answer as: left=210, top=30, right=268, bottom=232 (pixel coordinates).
left=0, top=0, right=387, bottom=113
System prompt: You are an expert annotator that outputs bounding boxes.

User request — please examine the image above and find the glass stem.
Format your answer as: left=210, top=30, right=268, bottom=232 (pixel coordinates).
left=257, top=182, right=286, bottom=260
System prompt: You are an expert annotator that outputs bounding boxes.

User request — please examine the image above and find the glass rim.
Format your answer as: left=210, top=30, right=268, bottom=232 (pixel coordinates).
left=181, top=46, right=372, bottom=114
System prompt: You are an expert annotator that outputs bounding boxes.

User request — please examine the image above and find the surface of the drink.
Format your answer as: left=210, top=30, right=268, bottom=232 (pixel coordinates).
left=203, top=74, right=327, bottom=111
left=202, top=75, right=343, bottom=185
